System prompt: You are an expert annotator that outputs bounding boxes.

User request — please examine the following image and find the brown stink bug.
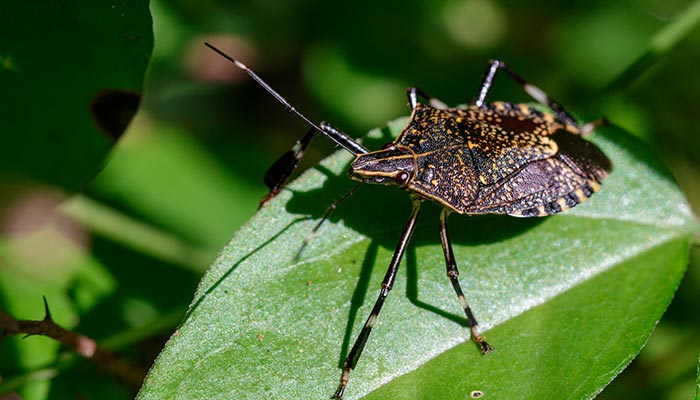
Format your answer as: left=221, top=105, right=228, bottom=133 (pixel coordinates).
left=205, top=43, right=612, bottom=399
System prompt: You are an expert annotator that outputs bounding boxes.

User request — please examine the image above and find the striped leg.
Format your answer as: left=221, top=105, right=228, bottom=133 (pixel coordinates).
left=580, top=117, right=609, bottom=137
left=332, top=201, right=422, bottom=400
left=259, top=121, right=369, bottom=207
left=407, top=87, right=449, bottom=110
left=439, top=210, right=492, bottom=354
left=260, top=127, right=316, bottom=207
left=473, top=59, right=579, bottom=130
left=294, top=183, right=364, bottom=260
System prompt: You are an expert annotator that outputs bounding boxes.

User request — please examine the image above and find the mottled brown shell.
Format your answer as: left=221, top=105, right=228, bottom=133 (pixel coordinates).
left=394, top=102, right=611, bottom=217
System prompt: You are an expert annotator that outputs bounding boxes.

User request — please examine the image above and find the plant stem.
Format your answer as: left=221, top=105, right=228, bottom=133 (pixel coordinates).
left=60, top=195, right=213, bottom=273
left=602, top=0, right=700, bottom=95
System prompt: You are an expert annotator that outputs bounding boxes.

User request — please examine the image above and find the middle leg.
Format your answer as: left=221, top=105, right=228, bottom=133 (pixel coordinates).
left=473, top=59, right=579, bottom=130
left=332, top=200, right=423, bottom=399
left=406, top=87, right=449, bottom=110
left=439, top=209, right=492, bottom=354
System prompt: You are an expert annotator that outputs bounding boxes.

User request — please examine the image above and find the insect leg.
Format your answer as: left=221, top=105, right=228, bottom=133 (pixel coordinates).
left=406, top=87, right=449, bottom=110
left=260, top=127, right=317, bottom=207
left=332, top=201, right=422, bottom=400
left=439, top=210, right=493, bottom=354
left=259, top=122, right=368, bottom=207
left=580, top=117, right=609, bottom=137
left=294, top=183, right=364, bottom=259
left=473, top=59, right=579, bottom=129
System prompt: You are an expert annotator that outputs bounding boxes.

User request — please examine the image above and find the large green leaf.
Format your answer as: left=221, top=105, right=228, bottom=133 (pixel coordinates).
left=0, top=2, right=153, bottom=196
left=137, top=118, right=696, bottom=399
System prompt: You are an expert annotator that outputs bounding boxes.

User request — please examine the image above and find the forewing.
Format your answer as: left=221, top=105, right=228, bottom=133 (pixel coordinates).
left=468, top=129, right=611, bottom=217
left=395, top=102, right=611, bottom=217
left=459, top=102, right=563, bottom=186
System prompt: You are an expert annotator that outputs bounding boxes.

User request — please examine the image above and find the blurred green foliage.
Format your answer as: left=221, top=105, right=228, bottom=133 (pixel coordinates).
left=1, top=0, right=700, bottom=399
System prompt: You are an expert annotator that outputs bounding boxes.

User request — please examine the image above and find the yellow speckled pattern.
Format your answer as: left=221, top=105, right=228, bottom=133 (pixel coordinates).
left=353, top=101, right=611, bottom=217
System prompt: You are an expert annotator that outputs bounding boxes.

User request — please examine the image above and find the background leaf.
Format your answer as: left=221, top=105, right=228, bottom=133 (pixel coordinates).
left=0, top=1, right=152, bottom=200
left=137, top=119, right=695, bottom=399
left=0, top=2, right=153, bottom=399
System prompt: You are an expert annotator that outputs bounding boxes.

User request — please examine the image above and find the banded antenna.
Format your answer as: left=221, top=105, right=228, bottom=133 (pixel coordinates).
left=204, top=42, right=368, bottom=156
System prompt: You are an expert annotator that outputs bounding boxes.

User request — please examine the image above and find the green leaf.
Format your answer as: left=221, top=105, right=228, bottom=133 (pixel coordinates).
left=0, top=2, right=152, bottom=397
left=602, top=0, right=700, bottom=95
left=0, top=2, right=153, bottom=195
left=137, top=119, right=696, bottom=400
left=696, top=355, right=700, bottom=400
left=86, top=122, right=265, bottom=249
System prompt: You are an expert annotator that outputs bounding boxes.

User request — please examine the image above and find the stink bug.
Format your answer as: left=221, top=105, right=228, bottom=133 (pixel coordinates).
left=205, top=43, right=612, bottom=399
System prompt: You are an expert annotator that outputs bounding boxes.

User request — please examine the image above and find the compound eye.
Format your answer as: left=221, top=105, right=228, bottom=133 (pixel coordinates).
left=394, top=170, right=410, bottom=186
left=381, top=142, right=396, bottom=150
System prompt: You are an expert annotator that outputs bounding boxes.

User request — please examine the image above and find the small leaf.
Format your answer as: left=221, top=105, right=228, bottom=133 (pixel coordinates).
left=138, top=119, right=696, bottom=400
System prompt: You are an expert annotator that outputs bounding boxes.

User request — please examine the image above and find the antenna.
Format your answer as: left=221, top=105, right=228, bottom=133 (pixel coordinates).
left=204, top=42, right=368, bottom=155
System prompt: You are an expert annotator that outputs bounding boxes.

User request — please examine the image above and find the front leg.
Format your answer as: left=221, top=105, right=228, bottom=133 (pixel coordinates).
left=260, top=127, right=316, bottom=207
left=332, top=201, right=422, bottom=399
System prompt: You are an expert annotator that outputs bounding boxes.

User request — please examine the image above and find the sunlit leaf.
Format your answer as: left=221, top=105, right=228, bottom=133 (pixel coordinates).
left=138, top=119, right=695, bottom=399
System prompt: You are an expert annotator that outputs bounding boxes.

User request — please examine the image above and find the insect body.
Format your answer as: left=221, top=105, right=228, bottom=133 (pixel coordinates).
left=350, top=98, right=610, bottom=217
left=204, top=43, right=611, bottom=400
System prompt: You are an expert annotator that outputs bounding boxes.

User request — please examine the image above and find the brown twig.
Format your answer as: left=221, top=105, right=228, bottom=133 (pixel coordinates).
left=0, top=297, right=146, bottom=387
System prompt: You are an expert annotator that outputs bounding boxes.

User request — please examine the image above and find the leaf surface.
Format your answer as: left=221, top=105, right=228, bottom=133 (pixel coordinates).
left=138, top=119, right=696, bottom=400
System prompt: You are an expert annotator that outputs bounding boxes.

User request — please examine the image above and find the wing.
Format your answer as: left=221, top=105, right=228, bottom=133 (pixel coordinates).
left=466, top=129, right=611, bottom=217
left=396, top=102, right=611, bottom=216
left=457, top=102, right=568, bottom=186
left=397, top=102, right=571, bottom=186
